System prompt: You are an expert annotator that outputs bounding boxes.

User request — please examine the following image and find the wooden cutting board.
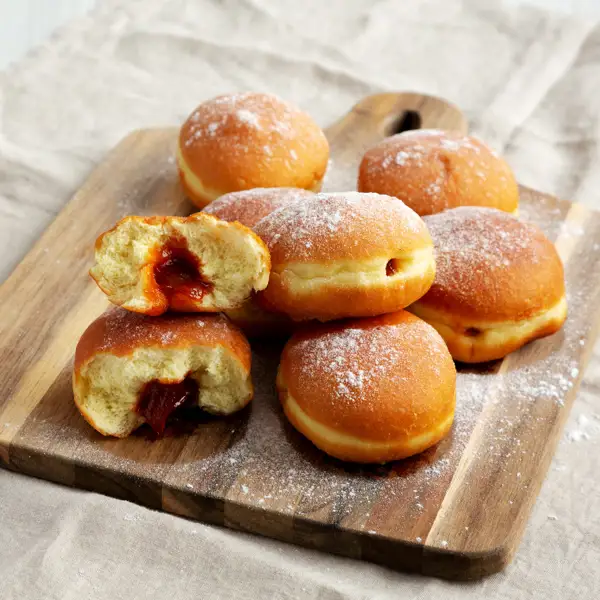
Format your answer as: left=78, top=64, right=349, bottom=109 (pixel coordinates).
left=1, top=93, right=599, bottom=580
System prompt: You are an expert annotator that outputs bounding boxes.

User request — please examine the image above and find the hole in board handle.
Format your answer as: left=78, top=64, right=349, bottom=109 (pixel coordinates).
left=387, top=110, right=422, bottom=136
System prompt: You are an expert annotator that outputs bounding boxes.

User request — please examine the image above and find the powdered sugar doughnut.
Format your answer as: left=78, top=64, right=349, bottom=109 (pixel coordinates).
left=408, top=207, right=567, bottom=363
left=178, top=93, right=329, bottom=208
left=277, top=311, right=456, bottom=463
left=253, top=192, right=436, bottom=322
left=358, top=130, right=519, bottom=216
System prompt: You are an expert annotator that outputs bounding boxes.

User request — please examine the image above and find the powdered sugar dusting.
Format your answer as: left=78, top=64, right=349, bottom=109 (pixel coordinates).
left=254, top=192, right=425, bottom=262
left=360, top=131, right=508, bottom=214
left=286, top=318, right=450, bottom=410
left=203, top=188, right=313, bottom=229
left=182, top=92, right=313, bottom=162
left=422, top=207, right=560, bottom=315
left=81, top=308, right=232, bottom=360
left=236, top=109, right=262, bottom=129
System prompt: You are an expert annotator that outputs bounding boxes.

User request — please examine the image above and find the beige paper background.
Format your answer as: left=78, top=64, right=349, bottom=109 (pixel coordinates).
left=1, top=0, right=599, bottom=598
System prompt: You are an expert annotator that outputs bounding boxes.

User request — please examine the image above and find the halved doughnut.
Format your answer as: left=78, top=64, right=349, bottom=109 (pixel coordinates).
left=90, top=213, right=270, bottom=316
left=408, top=207, right=567, bottom=362
left=358, top=130, right=519, bottom=216
left=253, top=192, right=435, bottom=321
left=73, top=309, right=252, bottom=437
left=277, top=311, right=456, bottom=463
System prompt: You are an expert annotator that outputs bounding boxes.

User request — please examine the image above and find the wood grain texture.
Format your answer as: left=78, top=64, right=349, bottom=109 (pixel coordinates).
left=0, top=93, right=599, bottom=580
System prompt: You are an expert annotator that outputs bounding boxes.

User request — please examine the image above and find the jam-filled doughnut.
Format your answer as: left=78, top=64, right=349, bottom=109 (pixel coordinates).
left=203, top=187, right=314, bottom=229
left=277, top=311, right=456, bottom=463
left=358, top=130, right=519, bottom=216
left=408, top=207, right=567, bottom=363
left=90, top=213, right=270, bottom=316
left=203, top=187, right=312, bottom=336
left=253, top=192, right=435, bottom=322
left=177, top=93, right=329, bottom=209
left=73, top=309, right=252, bottom=437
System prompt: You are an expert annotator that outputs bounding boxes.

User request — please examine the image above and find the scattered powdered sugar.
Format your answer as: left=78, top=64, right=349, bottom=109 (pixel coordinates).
left=439, top=138, right=462, bottom=152
left=423, top=207, right=553, bottom=306
left=182, top=92, right=307, bottom=158
left=254, top=192, right=423, bottom=261
left=207, top=122, right=220, bottom=135
left=423, top=458, right=451, bottom=478
left=394, top=149, right=424, bottom=166
left=89, top=308, right=228, bottom=356
left=366, top=131, right=485, bottom=179
left=160, top=331, right=176, bottom=345
left=235, top=109, right=262, bottom=129
left=203, top=188, right=312, bottom=229
left=361, top=131, right=501, bottom=214
left=424, top=177, right=443, bottom=196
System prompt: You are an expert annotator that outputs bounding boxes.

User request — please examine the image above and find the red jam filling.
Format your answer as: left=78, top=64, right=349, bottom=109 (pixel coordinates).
left=153, top=239, right=213, bottom=302
left=136, top=378, right=199, bottom=437
left=386, top=259, right=398, bottom=277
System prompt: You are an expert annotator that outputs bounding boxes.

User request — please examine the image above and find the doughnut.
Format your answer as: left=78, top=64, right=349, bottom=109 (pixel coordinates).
left=253, top=192, right=435, bottom=322
left=89, top=213, right=270, bottom=316
left=203, top=187, right=314, bottom=229
left=203, top=187, right=312, bottom=336
left=408, top=207, right=567, bottom=363
left=177, top=93, right=329, bottom=208
left=73, top=309, right=252, bottom=437
left=277, top=311, right=456, bottom=463
left=358, top=130, right=519, bottom=216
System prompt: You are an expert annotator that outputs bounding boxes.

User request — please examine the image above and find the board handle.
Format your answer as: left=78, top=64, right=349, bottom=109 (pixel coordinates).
left=322, top=92, right=467, bottom=192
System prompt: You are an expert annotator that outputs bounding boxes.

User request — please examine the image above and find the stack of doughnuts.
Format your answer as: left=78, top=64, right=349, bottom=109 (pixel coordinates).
left=73, top=91, right=567, bottom=465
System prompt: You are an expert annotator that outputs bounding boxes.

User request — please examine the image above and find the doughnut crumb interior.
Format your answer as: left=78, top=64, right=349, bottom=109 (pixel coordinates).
left=90, top=213, right=270, bottom=316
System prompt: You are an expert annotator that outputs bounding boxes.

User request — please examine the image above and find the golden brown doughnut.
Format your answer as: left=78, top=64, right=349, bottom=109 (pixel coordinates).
left=203, top=187, right=313, bottom=336
left=89, top=213, right=270, bottom=316
left=73, top=309, right=252, bottom=437
left=358, top=130, right=519, bottom=216
left=178, top=93, right=329, bottom=208
left=277, top=311, right=456, bottom=463
left=253, top=191, right=435, bottom=322
left=408, top=207, right=567, bottom=363
left=203, top=187, right=314, bottom=229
